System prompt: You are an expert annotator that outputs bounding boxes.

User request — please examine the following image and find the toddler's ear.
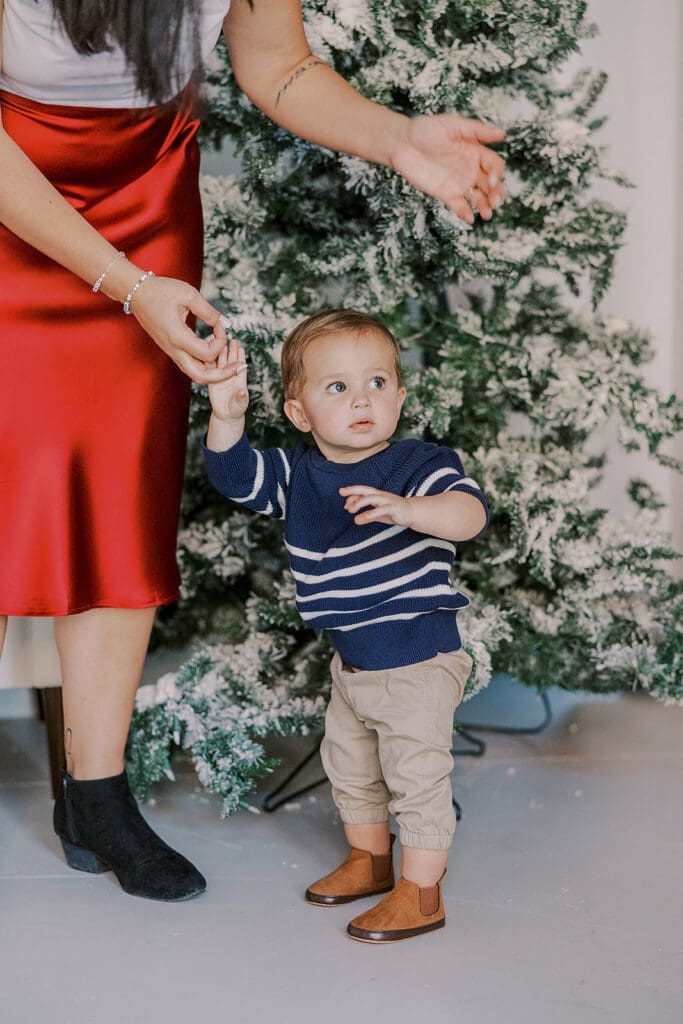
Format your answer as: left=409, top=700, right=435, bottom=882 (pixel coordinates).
left=284, top=398, right=311, bottom=433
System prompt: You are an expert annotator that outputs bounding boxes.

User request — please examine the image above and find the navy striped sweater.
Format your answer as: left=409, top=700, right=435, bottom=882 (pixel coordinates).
left=203, top=434, right=488, bottom=670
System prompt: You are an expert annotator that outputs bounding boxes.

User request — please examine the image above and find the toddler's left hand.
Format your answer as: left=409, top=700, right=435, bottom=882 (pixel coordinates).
left=207, top=336, right=249, bottom=421
left=339, top=485, right=413, bottom=528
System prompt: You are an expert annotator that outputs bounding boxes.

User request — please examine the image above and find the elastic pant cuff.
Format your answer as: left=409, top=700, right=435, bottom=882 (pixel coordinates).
left=338, top=807, right=390, bottom=825
left=399, top=828, right=453, bottom=851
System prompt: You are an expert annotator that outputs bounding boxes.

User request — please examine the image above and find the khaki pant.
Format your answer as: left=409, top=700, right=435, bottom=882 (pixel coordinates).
left=320, top=648, right=472, bottom=851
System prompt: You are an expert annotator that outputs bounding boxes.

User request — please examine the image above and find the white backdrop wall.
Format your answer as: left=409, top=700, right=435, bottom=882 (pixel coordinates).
left=1, top=3, right=681, bottom=714
left=579, top=0, right=682, bottom=548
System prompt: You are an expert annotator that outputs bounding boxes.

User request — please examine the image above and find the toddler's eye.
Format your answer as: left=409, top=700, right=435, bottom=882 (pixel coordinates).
left=369, top=376, right=387, bottom=390
left=327, top=381, right=346, bottom=394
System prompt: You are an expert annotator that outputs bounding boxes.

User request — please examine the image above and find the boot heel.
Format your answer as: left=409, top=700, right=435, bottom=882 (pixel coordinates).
left=55, top=770, right=206, bottom=900
left=60, top=838, right=110, bottom=874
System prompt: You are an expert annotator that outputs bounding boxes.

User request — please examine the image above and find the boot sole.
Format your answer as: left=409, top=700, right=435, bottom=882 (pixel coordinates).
left=59, top=838, right=206, bottom=901
left=305, top=883, right=394, bottom=907
left=347, top=917, right=445, bottom=942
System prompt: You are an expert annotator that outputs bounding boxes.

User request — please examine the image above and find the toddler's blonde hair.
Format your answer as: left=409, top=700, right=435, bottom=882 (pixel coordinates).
left=281, top=309, right=403, bottom=400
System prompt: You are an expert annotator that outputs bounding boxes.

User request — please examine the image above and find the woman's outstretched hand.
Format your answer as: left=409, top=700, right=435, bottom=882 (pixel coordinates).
left=389, top=113, right=506, bottom=224
left=129, top=276, right=235, bottom=384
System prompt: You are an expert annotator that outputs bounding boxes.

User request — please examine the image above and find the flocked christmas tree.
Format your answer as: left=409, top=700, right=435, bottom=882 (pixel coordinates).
left=127, top=0, right=683, bottom=815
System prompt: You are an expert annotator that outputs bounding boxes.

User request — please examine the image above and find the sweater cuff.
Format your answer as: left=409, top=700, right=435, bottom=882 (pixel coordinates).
left=201, top=429, right=247, bottom=453
left=201, top=431, right=253, bottom=493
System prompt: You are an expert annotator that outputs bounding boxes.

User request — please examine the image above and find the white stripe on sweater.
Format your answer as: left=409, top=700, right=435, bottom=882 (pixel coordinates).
left=407, top=475, right=481, bottom=498
left=277, top=448, right=291, bottom=486
left=447, top=477, right=480, bottom=490
left=292, top=537, right=455, bottom=585
left=299, top=585, right=459, bottom=620
left=331, top=602, right=469, bottom=632
left=295, top=560, right=452, bottom=602
left=227, top=493, right=272, bottom=516
left=276, top=482, right=287, bottom=519
left=415, top=467, right=462, bottom=496
left=239, top=449, right=264, bottom=501
left=286, top=524, right=406, bottom=562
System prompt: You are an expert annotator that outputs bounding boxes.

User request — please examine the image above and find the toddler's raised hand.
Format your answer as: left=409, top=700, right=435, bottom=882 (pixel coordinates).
left=208, top=337, right=249, bottom=422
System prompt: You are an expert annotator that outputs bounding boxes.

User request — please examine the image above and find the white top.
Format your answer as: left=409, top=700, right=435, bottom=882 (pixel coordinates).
left=0, top=0, right=230, bottom=107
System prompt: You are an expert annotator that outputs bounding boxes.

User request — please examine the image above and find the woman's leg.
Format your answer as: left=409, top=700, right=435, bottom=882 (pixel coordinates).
left=0, top=610, right=149, bottom=775
left=53, top=606, right=155, bottom=780
left=52, top=605, right=206, bottom=900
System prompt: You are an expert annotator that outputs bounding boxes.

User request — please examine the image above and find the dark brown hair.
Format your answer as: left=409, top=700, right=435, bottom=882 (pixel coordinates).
left=281, top=309, right=403, bottom=400
left=51, top=1, right=202, bottom=105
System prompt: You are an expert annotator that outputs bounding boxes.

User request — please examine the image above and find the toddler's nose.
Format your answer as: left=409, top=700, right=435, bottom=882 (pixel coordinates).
left=351, top=391, right=370, bottom=407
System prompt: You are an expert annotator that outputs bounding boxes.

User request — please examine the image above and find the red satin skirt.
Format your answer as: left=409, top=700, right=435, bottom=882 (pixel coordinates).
left=0, top=90, right=203, bottom=615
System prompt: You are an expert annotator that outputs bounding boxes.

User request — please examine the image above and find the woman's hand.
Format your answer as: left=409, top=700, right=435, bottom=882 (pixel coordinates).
left=389, top=114, right=506, bottom=225
left=129, top=276, right=235, bottom=384
left=225, top=2, right=505, bottom=227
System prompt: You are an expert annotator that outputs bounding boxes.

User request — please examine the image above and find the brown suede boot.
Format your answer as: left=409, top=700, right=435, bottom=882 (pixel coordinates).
left=346, top=871, right=446, bottom=942
left=305, top=835, right=395, bottom=906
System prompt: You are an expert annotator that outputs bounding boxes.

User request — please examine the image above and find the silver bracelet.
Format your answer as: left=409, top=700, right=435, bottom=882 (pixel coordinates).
left=92, top=250, right=125, bottom=293
left=123, top=270, right=155, bottom=315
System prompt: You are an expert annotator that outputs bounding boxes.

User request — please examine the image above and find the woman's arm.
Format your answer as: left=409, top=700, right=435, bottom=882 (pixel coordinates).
left=224, top=0, right=505, bottom=224
left=0, top=0, right=231, bottom=384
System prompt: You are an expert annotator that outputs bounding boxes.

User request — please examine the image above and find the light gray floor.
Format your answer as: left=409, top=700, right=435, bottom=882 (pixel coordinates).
left=1, top=675, right=682, bottom=1024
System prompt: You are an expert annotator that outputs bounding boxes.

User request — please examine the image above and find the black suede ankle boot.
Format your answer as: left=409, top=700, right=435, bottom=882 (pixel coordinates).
left=53, top=771, right=206, bottom=901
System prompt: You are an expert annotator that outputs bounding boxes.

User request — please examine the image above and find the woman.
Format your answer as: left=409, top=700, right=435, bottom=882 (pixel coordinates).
left=0, top=0, right=505, bottom=901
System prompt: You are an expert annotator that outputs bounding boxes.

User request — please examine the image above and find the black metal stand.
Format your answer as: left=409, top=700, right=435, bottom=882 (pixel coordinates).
left=449, top=690, right=553, bottom=819
left=262, top=689, right=553, bottom=820
left=262, top=740, right=325, bottom=812
left=453, top=690, right=553, bottom=758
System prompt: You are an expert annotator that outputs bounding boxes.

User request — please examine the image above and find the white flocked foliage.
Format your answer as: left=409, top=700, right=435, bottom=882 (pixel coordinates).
left=127, top=0, right=682, bottom=812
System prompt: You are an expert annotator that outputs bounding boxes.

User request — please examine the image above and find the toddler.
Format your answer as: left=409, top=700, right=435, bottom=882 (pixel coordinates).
left=203, top=309, right=488, bottom=943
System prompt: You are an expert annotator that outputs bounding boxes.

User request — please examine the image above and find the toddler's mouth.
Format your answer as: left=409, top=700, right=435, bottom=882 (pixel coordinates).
left=350, top=419, right=374, bottom=428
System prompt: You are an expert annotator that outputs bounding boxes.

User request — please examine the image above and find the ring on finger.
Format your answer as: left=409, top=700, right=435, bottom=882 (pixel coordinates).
left=465, top=186, right=478, bottom=213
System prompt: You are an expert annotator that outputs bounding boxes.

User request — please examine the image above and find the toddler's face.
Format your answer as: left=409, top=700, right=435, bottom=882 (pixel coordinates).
left=284, top=329, right=406, bottom=463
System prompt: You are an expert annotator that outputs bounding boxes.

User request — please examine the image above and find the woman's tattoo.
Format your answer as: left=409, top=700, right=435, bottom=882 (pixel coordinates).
left=64, top=727, right=73, bottom=771
left=275, top=59, right=325, bottom=107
